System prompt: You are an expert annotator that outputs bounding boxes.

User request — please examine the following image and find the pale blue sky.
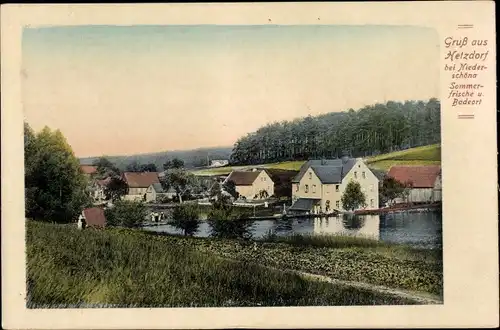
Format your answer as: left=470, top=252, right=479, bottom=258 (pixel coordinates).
left=22, top=25, right=440, bottom=157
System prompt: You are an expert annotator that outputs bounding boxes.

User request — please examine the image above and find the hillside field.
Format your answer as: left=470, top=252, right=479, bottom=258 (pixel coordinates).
left=192, top=144, right=441, bottom=176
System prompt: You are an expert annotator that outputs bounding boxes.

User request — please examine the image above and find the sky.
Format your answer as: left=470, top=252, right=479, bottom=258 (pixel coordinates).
left=22, top=25, right=440, bottom=158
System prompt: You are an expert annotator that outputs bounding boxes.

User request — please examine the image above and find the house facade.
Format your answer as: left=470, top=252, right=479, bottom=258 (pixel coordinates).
left=224, top=169, right=274, bottom=200
left=290, top=157, right=379, bottom=214
left=145, top=183, right=176, bottom=202
left=387, top=165, right=442, bottom=203
left=90, top=177, right=111, bottom=204
left=210, top=159, right=229, bottom=167
left=122, top=172, right=160, bottom=201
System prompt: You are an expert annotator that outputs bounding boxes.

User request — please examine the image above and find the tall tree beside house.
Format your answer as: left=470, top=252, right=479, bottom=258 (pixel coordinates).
left=341, top=181, right=367, bottom=212
left=92, top=157, right=121, bottom=178
left=24, top=123, right=90, bottom=223
left=104, top=177, right=129, bottom=202
left=170, top=204, right=201, bottom=236
left=160, top=168, right=193, bottom=204
left=379, top=177, right=407, bottom=206
left=222, top=180, right=239, bottom=199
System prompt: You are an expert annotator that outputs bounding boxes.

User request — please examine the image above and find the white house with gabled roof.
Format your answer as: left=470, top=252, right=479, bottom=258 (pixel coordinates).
left=290, top=157, right=379, bottom=214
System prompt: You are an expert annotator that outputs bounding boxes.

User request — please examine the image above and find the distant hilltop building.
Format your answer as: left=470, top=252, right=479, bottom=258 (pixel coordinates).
left=210, top=159, right=229, bottom=168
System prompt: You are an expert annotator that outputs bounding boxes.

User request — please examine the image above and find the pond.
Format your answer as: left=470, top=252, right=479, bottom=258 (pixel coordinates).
left=143, top=211, right=442, bottom=249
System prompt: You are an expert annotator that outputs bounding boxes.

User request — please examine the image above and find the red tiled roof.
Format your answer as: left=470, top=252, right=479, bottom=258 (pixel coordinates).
left=226, top=170, right=261, bottom=186
left=80, top=165, right=98, bottom=175
left=122, top=172, right=160, bottom=188
left=83, top=207, right=106, bottom=228
left=387, top=165, right=441, bottom=188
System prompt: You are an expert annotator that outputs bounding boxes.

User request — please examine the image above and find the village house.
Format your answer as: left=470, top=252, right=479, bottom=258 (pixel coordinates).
left=145, top=182, right=177, bottom=202
left=224, top=169, right=274, bottom=200
left=210, top=159, right=229, bottom=167
left=122, top=172, right=160, bottom=201
left=80, top=165, right=97, bottom=177
left=290, top=157, right=379, bottom=214
left=79, top=207, right=107, bottom=229
left=89, top=177, right=111, bottom=204
left=387, top=165, right=442, bottom=204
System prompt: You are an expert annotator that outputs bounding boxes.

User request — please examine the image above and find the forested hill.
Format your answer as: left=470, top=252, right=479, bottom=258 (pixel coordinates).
left=230, top=99, right=441, bottom=165
left=79, top=146, right=233, bottom=171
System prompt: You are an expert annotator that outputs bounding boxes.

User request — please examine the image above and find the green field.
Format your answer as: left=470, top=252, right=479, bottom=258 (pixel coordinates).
left=192, top=161, right=305, bottom=176
left=192, top=144, right=441, bottom=176
left=26, top=221, right=442, bottom=307
left=364, top=144, right=441, bottom=172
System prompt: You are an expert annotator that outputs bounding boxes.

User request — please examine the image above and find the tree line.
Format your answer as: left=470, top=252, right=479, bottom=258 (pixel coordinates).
left=230, top=99, right=441, bottom=165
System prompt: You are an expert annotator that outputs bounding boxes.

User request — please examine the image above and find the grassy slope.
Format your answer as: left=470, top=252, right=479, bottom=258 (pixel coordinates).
left=364, top=144, right=441, bottom=172
left=192, top=144, right=441, bottom=175
left=192, top=161, right=305, bottom=176
left=27, top=221, right=441, bottom=308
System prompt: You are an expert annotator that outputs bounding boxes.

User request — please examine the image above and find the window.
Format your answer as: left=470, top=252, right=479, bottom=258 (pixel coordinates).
left=335, top=185, right=340, bottom=192
left=295, top=184, right=299, bottom=192
left=354, top=171, right=358, bottom=179
left=336, top=200, right=340, bottom=208
left=309, top=172, right=312, bottom=180
left=370, top=199, right=374, bottom=207
left=312, top=184, right=317, bottom=193
left=370, top=184, right=374, bottom=192
left=362, top=171, right=366, bottom=179
left=305, top=185, right=309, bottom=193
left=263, top=177, right=266, bottom=181
left=325, top=200, right=331, bottom=211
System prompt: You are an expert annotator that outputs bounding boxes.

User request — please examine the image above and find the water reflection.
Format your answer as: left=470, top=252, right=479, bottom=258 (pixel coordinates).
left=314, top=215, right=380, bottom=240
left=144, top=211, right=442, bottom=249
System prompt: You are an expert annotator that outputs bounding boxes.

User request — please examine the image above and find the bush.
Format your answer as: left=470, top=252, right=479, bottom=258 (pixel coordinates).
left=105, top=200, right=147, bottom=228
left=207, top=208, right=253, bottom=240
left=170, top=204, right=201, bottom=236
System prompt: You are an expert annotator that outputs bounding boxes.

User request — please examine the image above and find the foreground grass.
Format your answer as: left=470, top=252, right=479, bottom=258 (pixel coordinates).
left=27, top=221, right=417, bottom=308
left=365, top=144, right=441, bottom=171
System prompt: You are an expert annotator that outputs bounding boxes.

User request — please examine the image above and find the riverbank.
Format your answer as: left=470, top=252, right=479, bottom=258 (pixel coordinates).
left=354, top=202, right=442, bottom=215
left=26, top=221, right=426, bottom=307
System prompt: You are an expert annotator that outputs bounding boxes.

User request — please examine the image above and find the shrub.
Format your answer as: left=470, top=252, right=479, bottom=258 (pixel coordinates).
left=105, top=200, right=147, bottom=228
left=170, top=204, right=201, bottom=236
left=207, top=208, right=253, bottom=240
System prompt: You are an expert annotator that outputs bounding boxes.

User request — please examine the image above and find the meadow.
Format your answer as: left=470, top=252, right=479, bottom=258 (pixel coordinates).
left=192, top=144, right=441, bottom=176
left=26, top=221, right=442, bottom=308
left=364, top=144, right=441, bottom=171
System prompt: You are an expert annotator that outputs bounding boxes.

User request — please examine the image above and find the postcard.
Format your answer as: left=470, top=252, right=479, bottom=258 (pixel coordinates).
left=1, top=2, right=498, bottom=329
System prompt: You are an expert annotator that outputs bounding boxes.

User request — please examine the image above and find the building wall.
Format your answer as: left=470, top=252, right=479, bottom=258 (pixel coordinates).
left=340, top=159, right=379, bottom=211
left=292, top=159, right=379, bottom=212
left=235, top=170, right=274, bottom=200
left=123, top=187, right=148, bottom=201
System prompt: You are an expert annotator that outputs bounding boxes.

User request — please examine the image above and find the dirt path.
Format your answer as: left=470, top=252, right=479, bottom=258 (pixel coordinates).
left=267, top=264, right=443, bottom=305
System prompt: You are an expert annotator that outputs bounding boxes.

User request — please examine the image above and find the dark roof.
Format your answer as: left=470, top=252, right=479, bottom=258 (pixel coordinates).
left=370, top=169, right=387, bottom=181
left=80, top=165, right=98, bottom=175
left=83, top=207, right=106, bottom=228
left=387, top=165, right=441, bottom=188
left=226, top=170, right=262, bottom=186
left=289, top=198, right=321, bottom=211
left=292, top=158, right=357, bottom=184
left=123, top=172, right=160, bottom=188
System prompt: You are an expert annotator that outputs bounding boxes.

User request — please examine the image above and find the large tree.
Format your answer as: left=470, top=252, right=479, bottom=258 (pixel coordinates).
left=92, top=156, right=121, bottom=178
left=380, top=177, right=406, bottom=206
left=341, top=181, right=367, bottom=211
left=105, top=200, right=147, bottom=228
left=24, top=124, right=90, bottom=223
left=104, top=177, right=129, bottom=202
